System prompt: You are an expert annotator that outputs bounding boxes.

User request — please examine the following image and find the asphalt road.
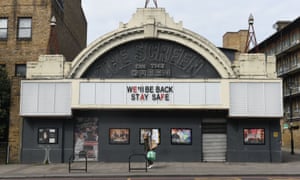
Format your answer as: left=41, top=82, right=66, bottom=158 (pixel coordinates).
left=4, top=177, right=300, bottom=180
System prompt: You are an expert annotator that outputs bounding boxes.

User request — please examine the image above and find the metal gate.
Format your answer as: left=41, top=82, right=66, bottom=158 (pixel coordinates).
left=202, top=119, right=227, bottom=162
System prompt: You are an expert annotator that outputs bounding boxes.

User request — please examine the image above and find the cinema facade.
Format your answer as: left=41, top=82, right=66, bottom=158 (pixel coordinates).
left=19, top=8, right=283, bottom=163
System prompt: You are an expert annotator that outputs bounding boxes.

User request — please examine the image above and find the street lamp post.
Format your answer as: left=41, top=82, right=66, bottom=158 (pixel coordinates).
left=289, top=83, right=295, bottom=155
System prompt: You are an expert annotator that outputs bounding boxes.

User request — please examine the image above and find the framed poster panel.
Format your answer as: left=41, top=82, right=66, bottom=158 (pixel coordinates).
left=171, top=128, right=192, bottom=145
left=140, top=128, right=161, bottom=145
left=74, top=117, right=99, bottom=161
left=109, top=128, right=130, bottom=144
left=243, top=128, right=265, bottom=145
left=38, top=128, right=58, bottom=144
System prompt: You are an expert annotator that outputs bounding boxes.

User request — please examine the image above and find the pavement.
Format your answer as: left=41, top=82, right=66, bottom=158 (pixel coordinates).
left=0, top=149, right=300, bottom=179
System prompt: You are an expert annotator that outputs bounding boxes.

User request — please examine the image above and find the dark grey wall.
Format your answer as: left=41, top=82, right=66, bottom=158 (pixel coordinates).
left=21, top=118, right=74, bottom=163
left=21, top=111, right=281, bottom=163
left=76, top=110, right=217, bottom=162
left=227, top=118, right=282, bottom=162
left=82, top=39, right=221, bottom=79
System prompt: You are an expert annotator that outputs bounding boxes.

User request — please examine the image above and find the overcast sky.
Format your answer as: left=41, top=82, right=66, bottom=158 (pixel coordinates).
left=82, top=0, right=300, bottom=47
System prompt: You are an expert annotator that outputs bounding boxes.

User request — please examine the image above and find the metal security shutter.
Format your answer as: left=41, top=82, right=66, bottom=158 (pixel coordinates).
left=202, top=120, right=227, bottom=162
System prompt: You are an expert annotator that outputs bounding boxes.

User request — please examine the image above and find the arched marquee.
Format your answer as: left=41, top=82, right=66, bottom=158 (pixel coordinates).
left=68, top=9, right=236, bottom=79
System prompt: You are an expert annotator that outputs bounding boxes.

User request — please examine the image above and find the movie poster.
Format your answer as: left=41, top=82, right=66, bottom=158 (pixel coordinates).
left=243, top=128, right=265, bottom=145
left=109, top=128, right=130, bottom=144
left=74, top=117, right=99, bottom=161
left=171, top=128, right=192, bottom=145
left=140, top=128, right=160, bottom=144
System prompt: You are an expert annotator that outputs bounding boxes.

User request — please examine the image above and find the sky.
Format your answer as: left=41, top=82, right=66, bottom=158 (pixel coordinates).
left=81, top=0, right=300, bottom=47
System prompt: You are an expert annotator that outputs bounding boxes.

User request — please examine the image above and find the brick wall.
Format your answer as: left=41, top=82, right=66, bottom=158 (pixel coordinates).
left=0, top=0, right=87, bottom=162
left=282, top=121, right=300, bottom=151
left=54, top=0, right=87, bottom=61
left=223, top=30, right=248, bottom=53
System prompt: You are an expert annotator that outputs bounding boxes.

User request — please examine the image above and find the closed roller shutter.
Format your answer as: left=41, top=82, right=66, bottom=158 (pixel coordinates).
left=202, top=121, right=227, bottom=162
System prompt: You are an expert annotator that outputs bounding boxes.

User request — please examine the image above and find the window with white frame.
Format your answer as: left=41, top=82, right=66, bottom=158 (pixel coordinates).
left=17, top=17, right=32, bottom=40
left=0, top=18, right=8, bottom=40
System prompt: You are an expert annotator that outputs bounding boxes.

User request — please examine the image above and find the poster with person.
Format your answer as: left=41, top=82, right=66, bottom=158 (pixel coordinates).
left=74, top=117, right=99, bottom=161
left=140, top=128, right=160, bottom=144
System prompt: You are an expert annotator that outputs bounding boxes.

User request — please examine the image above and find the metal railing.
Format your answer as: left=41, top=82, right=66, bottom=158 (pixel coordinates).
left=278, top=63, right=300, bottom=76
left=128, top=153, right=148, bottom=172
left=68, top=151, right=87, bottom=173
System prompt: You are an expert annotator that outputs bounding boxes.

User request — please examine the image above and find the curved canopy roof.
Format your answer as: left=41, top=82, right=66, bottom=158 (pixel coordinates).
left=68, top=8, right=236, bottom=79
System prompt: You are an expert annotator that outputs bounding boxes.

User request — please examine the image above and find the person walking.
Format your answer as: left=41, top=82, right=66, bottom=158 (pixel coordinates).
left=143, top=132, right=156, bottom=168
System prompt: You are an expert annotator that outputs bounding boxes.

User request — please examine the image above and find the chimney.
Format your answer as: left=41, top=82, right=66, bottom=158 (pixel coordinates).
left=273, top=21, right=291, bottom=31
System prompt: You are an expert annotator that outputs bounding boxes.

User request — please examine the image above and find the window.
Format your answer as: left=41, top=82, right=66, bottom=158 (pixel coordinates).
left=17, top=17, right=32, bottom=39
left=0, top=64, right=5, bottom=70
left=15, top=64, right=26, bottom=77
left=295, top=102, right=299, bottom=113
left=0, top=18, right=8, bottom=40
left=291, top=32, right=298, bottom=44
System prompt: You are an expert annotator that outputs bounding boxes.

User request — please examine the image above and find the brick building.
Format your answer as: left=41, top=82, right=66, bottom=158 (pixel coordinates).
left=223, top=30, right=248, bottom=53
left=249, top=17, right=300, bottom=153
left=0, top=0, right=87, bottom=162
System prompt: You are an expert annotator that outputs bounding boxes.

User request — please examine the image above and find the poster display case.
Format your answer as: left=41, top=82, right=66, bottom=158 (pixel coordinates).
left=171, top=128, right=192, bottom=145
left=109, top=128, right=130, bottom=144
left=243, top=128, right=265, bottom=145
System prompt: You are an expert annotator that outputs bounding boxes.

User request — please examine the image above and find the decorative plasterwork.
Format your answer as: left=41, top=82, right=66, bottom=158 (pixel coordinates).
left=68, top=8, right=236, bottom=79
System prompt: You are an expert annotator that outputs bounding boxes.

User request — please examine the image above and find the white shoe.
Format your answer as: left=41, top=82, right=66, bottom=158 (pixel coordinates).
left=148, top=165, right=153, bottom=169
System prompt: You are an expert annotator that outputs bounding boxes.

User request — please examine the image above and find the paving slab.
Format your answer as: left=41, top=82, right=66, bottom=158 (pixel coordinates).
left=0, top=150, right=299, bottom=178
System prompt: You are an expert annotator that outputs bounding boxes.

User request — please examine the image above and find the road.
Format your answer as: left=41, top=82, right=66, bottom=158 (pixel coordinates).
left=4, top=177, right=300, bottom=180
